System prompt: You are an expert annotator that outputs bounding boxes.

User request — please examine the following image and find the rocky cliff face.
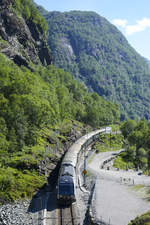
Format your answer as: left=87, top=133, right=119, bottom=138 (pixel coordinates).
left=0, top=0, right=51, bottom=68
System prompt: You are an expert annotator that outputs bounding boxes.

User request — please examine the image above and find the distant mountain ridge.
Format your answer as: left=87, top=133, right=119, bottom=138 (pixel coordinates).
left=39, top=10, right=150, bottom=120
left=144, top=58, right=150, bottom=68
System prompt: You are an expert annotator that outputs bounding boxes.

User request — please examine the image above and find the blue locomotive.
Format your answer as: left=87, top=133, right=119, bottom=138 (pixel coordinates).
left=57, top=164, right=76, bottom=205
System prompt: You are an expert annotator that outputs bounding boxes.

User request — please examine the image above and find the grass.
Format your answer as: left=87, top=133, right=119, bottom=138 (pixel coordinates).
left=87, top=152, right=96, bottom=164
left=131, top=185, right=150, bottom=200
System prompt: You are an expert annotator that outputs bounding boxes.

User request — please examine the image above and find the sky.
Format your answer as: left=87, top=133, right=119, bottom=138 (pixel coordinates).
left=34, top=0, right=150, bottom=60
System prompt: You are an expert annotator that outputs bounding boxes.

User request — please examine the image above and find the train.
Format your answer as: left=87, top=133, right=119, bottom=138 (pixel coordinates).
left=57, top=127, right=112, bottom=205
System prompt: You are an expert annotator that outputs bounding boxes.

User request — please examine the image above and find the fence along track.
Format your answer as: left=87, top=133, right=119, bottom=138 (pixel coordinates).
left=58, top=204, right=79, bottom=225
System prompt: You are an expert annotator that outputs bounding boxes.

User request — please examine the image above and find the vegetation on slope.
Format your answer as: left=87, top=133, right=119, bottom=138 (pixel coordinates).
left=94, top=133, right=123, bottom=153
left=0, top=53, right=120, bottom=203
left=114, top=120, right=150, bottom=174
left=128, top=211, right=150, bottom=225
left=40, top=10, right=150, bottom=120
left=13, top=0, right=48, bottom=34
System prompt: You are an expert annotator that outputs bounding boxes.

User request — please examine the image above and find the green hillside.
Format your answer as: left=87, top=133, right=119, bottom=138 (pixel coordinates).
left=0, top=0, right=120, bottom=203
left=41, top=10, right=150, bottom=120
left=0, top=53, right=119, bottom=202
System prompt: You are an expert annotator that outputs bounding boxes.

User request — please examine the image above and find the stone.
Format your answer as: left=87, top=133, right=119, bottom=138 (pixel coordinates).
left=0, top=0, right=51, bottom=68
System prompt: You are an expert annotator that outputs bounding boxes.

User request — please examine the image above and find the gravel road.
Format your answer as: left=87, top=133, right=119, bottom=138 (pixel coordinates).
left=88, top=151, right=150, bottom=225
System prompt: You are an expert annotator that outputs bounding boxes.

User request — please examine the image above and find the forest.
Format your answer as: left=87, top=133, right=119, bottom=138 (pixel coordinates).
left=0, top=52, right=119, bottom=202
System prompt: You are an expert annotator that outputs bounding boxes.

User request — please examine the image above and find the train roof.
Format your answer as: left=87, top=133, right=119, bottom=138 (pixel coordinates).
left=59, top=175, right=74, bottom=184
left=62, top=128, right=106, bottom=167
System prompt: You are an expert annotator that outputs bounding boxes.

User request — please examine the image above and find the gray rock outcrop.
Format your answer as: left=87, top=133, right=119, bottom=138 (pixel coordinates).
left=0, top=0, right=51, bottom=68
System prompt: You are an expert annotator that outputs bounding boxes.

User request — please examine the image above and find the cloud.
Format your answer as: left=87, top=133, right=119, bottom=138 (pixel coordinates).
left=112, top=19, right=128, bottom=28
left=112, top=17, right=150, bottom=36
left=125, top=18, right=150, bottom=35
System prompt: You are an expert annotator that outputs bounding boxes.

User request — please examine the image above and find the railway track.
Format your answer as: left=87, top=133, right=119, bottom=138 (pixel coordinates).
left=57, top=204, right=80, bottom=225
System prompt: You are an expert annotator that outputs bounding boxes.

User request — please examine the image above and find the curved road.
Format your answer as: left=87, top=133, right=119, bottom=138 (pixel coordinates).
left=88, top=151, right=150, bottom=225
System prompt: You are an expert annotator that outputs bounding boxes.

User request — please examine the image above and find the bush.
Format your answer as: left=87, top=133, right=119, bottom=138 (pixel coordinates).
left=0, top=167, right=45, bottom=203
left=129, top=211, right=150, bottom=225
left=113, top=156, right=135, bottom=170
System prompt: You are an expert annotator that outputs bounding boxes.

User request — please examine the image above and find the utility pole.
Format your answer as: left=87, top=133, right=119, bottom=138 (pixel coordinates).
left=110, top=132, right=111, bottom=150
left=82, top=132, right=89, bottom=186
left=83, top=149, right=87, bottom=186
left=84, top=150, right=86, bottom=184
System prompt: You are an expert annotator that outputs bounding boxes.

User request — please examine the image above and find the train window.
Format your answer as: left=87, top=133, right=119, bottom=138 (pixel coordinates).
left=60, top=165, right=75, bottom=177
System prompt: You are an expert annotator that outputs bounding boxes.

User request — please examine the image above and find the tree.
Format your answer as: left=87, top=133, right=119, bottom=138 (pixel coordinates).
left=121, top=120, right=137, bottom=138
left=126, top=145, right=136, bottom=161
left=137, top=148, right=148, bottom=169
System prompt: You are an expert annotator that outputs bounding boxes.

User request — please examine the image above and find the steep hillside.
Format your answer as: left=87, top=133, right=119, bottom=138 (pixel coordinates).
left=41, top=10, right=150, bottom=120
left=0, top=52, right=120, bottom=202
left=0, top=0, right=51, bottom=68
left=0, top=1, right=120, bottom=203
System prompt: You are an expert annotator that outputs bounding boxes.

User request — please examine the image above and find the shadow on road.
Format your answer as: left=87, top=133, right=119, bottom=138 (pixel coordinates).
left=28, top=162, right=61, bottom=213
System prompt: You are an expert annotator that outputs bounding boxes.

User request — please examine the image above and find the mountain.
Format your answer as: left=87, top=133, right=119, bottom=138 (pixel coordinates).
left=40, top=10, right=150, bottom=120
left=0, top=0, right=51, bottom=68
